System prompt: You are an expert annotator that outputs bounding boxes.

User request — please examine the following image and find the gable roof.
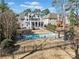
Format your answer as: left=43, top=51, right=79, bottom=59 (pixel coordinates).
left=43, top=13, right=58, bottom=19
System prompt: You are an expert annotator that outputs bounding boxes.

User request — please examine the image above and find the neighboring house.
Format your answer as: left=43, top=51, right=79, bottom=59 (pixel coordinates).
left=65, top=14, right=70, bottom=25
left=17, top=12, right=44, bottom=30
left=43, top=13, right=60, bottom=26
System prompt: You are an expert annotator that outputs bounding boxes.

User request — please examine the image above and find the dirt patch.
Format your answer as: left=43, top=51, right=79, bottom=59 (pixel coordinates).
left=0, top=39, right=76, bottom=59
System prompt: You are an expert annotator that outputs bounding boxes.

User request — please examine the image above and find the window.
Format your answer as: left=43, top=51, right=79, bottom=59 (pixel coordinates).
left=38, top=15, right=39, bottom=17
left=26, top=22, right=30, bottom=25
left=21, top=18, right=24, bottom=20
left=29, top=15, right=31, bottom=18
left=41, top=22, right=43, bottom=27
left=26, top=24, right=28, bottom=26
left=27, top=19, right=28, bottom=21
left=25, top=13, right=28, bottom=16
left=22, top=24, right=23, bottom=26
left=32, top=22, right=34, bottom=26
left=23, top=27, right=26, bottom=29
left=26, top=22, right=28, bottom=24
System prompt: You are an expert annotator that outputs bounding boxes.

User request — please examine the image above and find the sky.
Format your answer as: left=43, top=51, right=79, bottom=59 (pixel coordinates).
left=0, top=0, right=79, bottom=14
left=1, top=0, right=60, bottom=14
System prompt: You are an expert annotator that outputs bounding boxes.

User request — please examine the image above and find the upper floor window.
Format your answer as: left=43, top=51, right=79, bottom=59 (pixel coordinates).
left=21, top=18, right=25, bottom=20
left=22, top=24, right=23, bottom=26
left=23, top=27, right=26, bottom=29
left=25, top=13, right=28, bottom=16
left=29, top=15, right=31, bottom=18
left=38, top=15, right=39, bottom=17
left=27, top=19, right=28, bottom=21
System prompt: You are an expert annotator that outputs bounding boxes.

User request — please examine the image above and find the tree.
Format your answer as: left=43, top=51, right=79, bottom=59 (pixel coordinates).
left=68, top=0, right=79, bottom=25
left=0, top=0, right=18, bottom=55
left=33, top=9, right=41, bottom=14
left=0, top=3, right=9, bottom=13
left=0, top=0, right=17, bottom=41
left=0, top=39, right=15, bottom=54
left=24, top=8, right=31, bottom=13
left=0, top=2, right=9, bottom=43
left=68, top=1, right=79, bottom=58
left=66, top=0, right=79, bottom=14
left=52, top=0, right=67, bottom=39
left=42, top=9, right=50, bottom=15
left=69, top=10, right=76, bottom=27
left=52, top=0, right=66, bottom=28
left=0, top=10, right=17, bottom=39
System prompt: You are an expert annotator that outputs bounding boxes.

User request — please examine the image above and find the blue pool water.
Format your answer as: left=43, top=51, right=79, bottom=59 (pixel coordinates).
left=19, top=32, right=60, bottom=40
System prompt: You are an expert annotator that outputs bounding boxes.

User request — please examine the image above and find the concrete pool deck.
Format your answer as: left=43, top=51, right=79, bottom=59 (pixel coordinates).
left=32, top=29, right=51, bottom=34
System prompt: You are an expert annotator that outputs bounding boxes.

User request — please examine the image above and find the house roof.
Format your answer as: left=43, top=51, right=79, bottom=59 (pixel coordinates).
left=77, top=15, right=79, bottom=19
left=43, top=13, right=58, bottom=19
left=19, top=12, right=41, bottom=18
left=19, top=12, right=28, bottom=18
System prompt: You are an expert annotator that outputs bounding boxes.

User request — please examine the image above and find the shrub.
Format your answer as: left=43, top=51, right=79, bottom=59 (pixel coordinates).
left=65, top=27, right=75, bottom=41
left=46, top=24, right=56, bottom=31
left=0, top=39, right=15, bottom=54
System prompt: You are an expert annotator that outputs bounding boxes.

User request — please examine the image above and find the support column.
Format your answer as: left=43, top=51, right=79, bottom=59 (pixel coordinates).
left=30, top=21, right=32, bottom=29
left=37, top=22, right=39, bottom=28
left=34, top=22, right=36, bottom=28
left=40, top=22, right=41, bottom=28
left=43, top=22, right=44, bottom=28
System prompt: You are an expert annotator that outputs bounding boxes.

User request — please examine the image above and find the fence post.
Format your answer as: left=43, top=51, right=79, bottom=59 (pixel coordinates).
left=75, top=39, right=79, bottom=59
left=12, top=53, right=14, bottom=59
left=23, top=46, right=25, bottom=53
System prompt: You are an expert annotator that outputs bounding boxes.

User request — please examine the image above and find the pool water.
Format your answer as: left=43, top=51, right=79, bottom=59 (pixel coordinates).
left=20, top=32, right=63, bottom=40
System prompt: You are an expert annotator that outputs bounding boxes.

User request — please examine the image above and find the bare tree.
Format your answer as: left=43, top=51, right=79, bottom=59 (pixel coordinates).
left=0, top=10, right=17, bottom=39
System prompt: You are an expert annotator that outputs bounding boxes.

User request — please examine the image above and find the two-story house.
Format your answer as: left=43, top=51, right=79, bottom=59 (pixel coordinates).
left=17, top=12, right=44, bottom=30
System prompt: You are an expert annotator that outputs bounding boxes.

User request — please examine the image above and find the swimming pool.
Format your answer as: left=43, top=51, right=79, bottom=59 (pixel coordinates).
left=21, top=32, right=64, bottom=40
